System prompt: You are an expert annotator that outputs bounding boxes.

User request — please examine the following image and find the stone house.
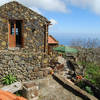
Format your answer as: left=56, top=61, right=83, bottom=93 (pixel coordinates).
left=0, top=1, right=51, bottom=82
left=48, top=35, right=59, bottom=54
left=0, top=1, right=50, bottom=52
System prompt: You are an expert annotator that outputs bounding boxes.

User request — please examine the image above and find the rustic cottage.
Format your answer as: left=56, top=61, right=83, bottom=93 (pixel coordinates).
left=0, top=1, right=50, bottom=52
left=0, top=1, right=51, bottom=82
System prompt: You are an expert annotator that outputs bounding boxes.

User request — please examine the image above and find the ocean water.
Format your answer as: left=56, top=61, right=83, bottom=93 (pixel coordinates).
left=53, top=34, right=100, bottom=46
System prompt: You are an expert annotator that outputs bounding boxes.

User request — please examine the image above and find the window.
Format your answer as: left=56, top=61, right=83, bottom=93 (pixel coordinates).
left=11, top=21, right=14, bottom=35
left=16, top=28, right=18, bottom=35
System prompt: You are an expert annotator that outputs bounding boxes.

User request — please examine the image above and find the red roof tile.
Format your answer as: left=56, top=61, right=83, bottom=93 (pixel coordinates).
left=48, top=35, right=58, bottom=44
left=0, top=90, right=27, bottom=100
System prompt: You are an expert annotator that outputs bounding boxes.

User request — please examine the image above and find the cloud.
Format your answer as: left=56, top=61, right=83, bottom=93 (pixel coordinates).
left=50, top=19, right=58, bottom=26
left=30, top=7, right=42, bottom=14
left=67, top=0, right=100, bottom=15
left=0, top=0, right=68, bottom=13
left=0, top=0, right=100, bottom=15
left=49, top=19, right=58, bottom=28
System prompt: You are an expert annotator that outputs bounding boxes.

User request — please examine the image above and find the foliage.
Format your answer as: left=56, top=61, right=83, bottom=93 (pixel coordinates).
left=85, top=86, right=94, bottom=95
left=76, top=81, right=94, bottom=95
left=14, top=91, right=23, bottom=96
left=76, top=80, right=85, bottom=88
left=78, top=61, right=100, bottom=88
left=2, top=74, right=17, bottom=85
left=85, top=63, right=100, bottom=88
left=77, top=61, right=87, bottom=66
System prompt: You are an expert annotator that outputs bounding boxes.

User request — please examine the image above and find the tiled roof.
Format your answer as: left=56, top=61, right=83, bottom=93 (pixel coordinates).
left=48, top=35, right=58, bottom=44
left=0, top=90, right=26, bottom=100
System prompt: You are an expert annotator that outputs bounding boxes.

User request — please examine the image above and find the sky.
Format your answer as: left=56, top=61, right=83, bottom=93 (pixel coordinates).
left=0, top=0, right=100, bottom=45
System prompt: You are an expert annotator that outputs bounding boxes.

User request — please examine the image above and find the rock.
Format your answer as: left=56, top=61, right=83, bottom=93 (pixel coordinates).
left=43, top=70, right=48, bottom=77
left=38, top=71, right=43, bottom=79
left=5, top=56, right=11, bottom=60
left=38, top=56, right=42, bottom=59
left=23, top=82, right=39, bottom=100
left=1, top=41, right=6, bottom=46
left=27, top=66, right=34, bottom=72
left=17, top=75, right=24, bottom=79
left=14, top=56, right=20, bottom=61
left=20, top=60, right=25, bottom=65
left=1, top=82, right=22, bottom=93
left=2, top=60, right=7, bottom=64
left=1, top=18, right=7, bottom=23
left=34, top=16, right=38, bottom=20
left=34, top=67, right=39, bottom=72
left=43, top=58, right=48, bottom=64
left=8, top=60, right=14, bottom=66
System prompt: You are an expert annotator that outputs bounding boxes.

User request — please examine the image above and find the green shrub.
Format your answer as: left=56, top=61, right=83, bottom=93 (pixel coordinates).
left=2, top=74, right=17, bottom=85
left=85, top=86, right=94, bottom=95
left=85, top=63, right=100, bottom=87
left=76, top=81, right=94, bottom=95
left=76, top=80, right=85, bottom=89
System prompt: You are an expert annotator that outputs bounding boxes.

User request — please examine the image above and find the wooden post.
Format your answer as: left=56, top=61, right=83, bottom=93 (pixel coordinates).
left=45, top=24, right=48, bottom=53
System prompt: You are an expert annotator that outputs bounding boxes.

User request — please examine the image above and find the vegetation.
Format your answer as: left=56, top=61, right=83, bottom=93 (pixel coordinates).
left=2, top=74, right=17, bottom=85
left=76, top=80, right=94, bottom=95
left=77, top=61, right=100, bottom=88
left=71, top=38, right=100, bottom=89
left=85, top=63, right=100, bottom=88
left=14, top=90, right=23, bottom=96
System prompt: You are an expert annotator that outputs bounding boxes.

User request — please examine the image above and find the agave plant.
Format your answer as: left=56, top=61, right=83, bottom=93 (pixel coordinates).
left=2, top=74, right=17, bottom=85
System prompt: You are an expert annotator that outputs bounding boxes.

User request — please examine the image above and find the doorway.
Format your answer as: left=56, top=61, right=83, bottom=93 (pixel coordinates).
left=9, top=20, right=23, bottom=48
left=16, top=20, right=22, bottom=47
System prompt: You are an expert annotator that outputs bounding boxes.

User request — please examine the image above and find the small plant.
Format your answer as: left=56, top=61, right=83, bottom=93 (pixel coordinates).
left=85, top=86, right=94, bottom=95
left=76, top=81, right=94, bottom=95
left=76, top=80, right=85, bottom=89
left=2, top=74, right=17, bottom=85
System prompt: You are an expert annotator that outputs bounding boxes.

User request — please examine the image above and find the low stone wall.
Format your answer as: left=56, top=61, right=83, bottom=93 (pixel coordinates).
left=0, top=50, right=50, bottom=84
left=53, top=74, right=98, bottom=100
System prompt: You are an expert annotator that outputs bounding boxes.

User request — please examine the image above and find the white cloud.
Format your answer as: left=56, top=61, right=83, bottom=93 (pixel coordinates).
left=49, top=19, right=58, bottom=28
left=50, top=19, right=58, bottom=26
left=0, top=0, right=68, bottom=13
left=0, top=0, right=100, bottom=15
left=30, top=7, right=42, bottom=14
left=67, top=0, right=100, bottom=15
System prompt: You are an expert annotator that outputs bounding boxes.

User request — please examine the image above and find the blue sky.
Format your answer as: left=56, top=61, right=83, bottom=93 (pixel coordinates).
left=0, top=0, right=100, bottom=45
left=43, top=6, right=100, bottom=45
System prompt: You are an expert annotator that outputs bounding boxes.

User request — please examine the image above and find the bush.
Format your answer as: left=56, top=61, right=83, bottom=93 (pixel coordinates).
left=76, top=81, right=94, bottom=95
left=85, top=63, right=100, bottom=88
left=85, top=86, right=94, bottom=95
left=2, top=74, right=17, bottom=85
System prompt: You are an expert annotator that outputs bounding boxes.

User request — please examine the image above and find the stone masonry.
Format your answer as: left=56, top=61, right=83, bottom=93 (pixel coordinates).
left=0, top=1, right=49, bottom=52
left=0, top=50, right=50, bottom=84
left=0, top=1, right=50, bottom=83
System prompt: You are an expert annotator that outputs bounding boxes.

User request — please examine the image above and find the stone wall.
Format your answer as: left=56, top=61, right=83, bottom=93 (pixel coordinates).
left=0, top=1, right=49, bottom=52
left=0, top=50, right=50, bottom=83
left=0, top=1, right=51, bottom=84
left=53, top=74, right=98, bottom=100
